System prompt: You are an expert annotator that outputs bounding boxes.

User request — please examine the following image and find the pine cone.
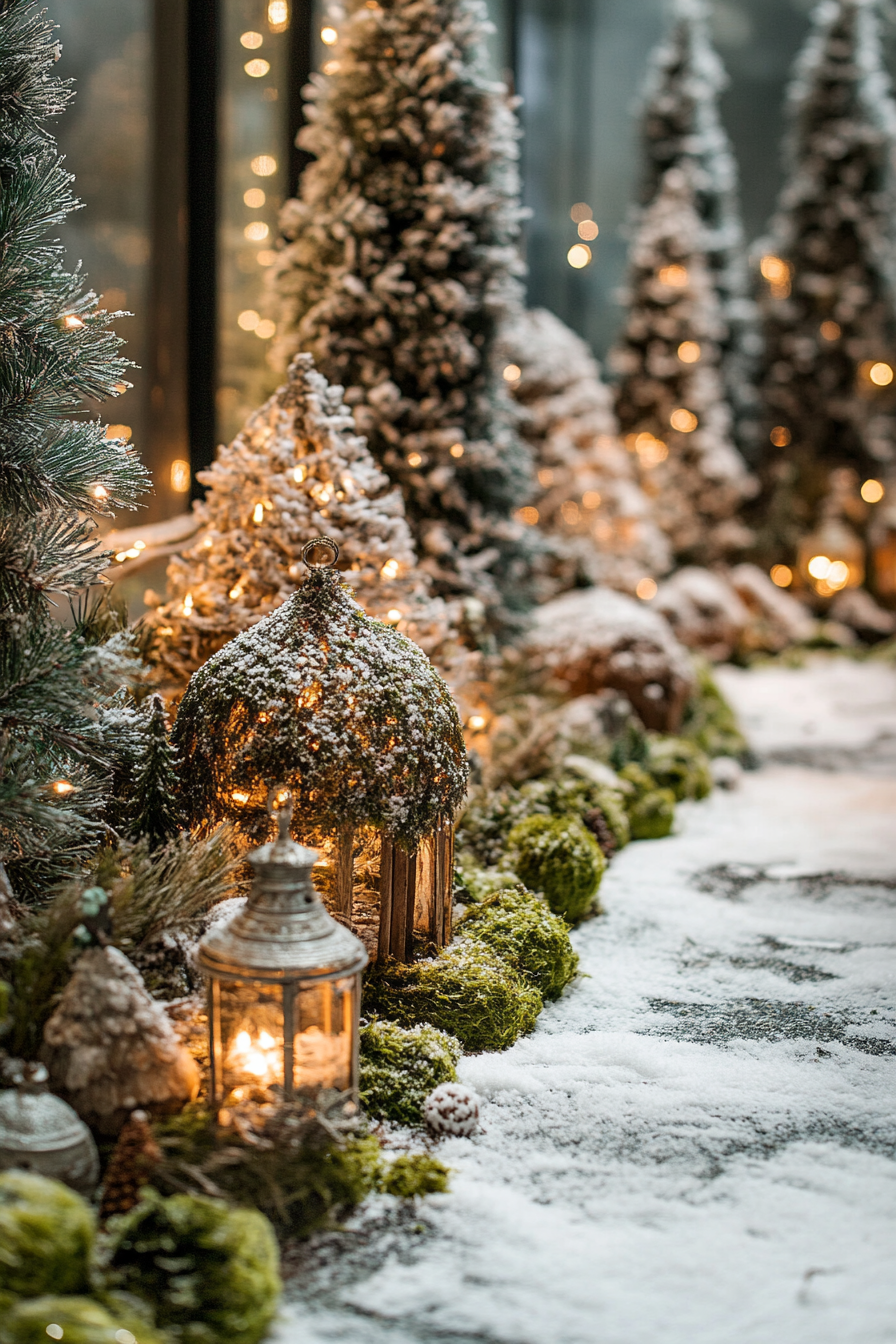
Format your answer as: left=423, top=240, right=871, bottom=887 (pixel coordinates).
left=582, top=806, right=618, bottom=859
left=423, top=1082, right=479, bottom=1137
left=99, top=1109, right=161, bottom=1222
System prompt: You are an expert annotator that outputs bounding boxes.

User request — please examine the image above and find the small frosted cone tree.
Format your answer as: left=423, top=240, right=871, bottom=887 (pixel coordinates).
left=272, top=0, right=536, bottom=632
left=0, top=0, right=148, bottom=903
left=639, top=0, right=759, bottom=457
left=499, top=308, right=670, bottom=598
left=147, top=354, right=453, bottom=682
left=756, top=0, right=896, bottom=567
left=612, top=169, right=754, bottom=566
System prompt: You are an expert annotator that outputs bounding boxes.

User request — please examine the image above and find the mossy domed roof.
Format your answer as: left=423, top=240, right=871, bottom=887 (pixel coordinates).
left=174, top=561, right=467, bottom=846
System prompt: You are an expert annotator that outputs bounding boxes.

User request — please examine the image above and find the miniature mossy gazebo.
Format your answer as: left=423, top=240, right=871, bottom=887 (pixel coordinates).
left=173, top=538, right=468, bottom=961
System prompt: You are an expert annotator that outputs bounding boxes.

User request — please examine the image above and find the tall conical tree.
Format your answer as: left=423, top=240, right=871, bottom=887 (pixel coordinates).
left=0, top=1, right=148, bottom=904
left=612, top=168, right=754, bottom=566
left=272, top=0, right=536, bottom=633
left=639, top=0, right=760, bottom=457
left=755, top=0, right=896, bottom=568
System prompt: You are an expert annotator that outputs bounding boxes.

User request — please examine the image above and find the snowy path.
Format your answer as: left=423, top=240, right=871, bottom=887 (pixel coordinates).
left=277, top=657, right=896, bottom=1344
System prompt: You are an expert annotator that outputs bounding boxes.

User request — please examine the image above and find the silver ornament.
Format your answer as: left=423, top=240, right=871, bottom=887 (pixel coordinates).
left=0, top=1063, right=99, bottom=1197
left=423, top=1081, right=480, bottom=1137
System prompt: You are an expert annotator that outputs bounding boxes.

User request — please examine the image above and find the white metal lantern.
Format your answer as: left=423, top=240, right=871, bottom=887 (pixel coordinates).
left=198, top=793, right=368, bottom=1106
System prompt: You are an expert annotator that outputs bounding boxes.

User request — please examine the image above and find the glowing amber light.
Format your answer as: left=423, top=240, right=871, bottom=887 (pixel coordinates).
left=90, top=483, right=109, bottom=500
left=670, top=408, right=698, bottom=433
left=658, top=264, right=688, bottom=287
left=321, top=25, right=338, bottom=43
left=503, top=364, right=521, bottom=382
left=407, top=452, right=423, bottom=467
left=105, top=423, right=132, bottom=442
left=251, top=155, right=277, bottom=176
left=561, top=500, right=581, bottom=524
left=268, top=0, right=289, bottom=30
left=807, top=555, right=831, bottom=580
left=516, top=506, right=539, bottom=525
left=636, top=577, right=658, bottom=601
left=760, top=254, right=791, bottom=296
left=468, top=715, right=487, bottom=731
left=253, top=502, right=265, bottom=523
left=63, top=314, right=85, bottom=330
left=244, top=58, right=270, bottom=77
left=239, top=309, right=260, bottom=331
left=229, top=585, right=244, bottom=600
left=635, top=433, right=668, bottom=467
left=820, top=320, right=841, bottom=341
left=182, top=593, right=193, bottom=615
left=450, top=443, right=464, bottom=458
left=244, top=188, right=266, bottom=207
left=869, top=361, right=894, bottom=386
left=577, top=219, right=599, bottom=241
left=770, top=425, right=791, bottom=447
left=582, top=490, right=601, bottom=509
left=170, top=459, right=191, bottom=493
left=255, top=319, right=276, bottom=339
left=323, top=59, right=341, bottom=74
left=861, top=478, right=884, bottom=503
left=293, top=465, right=305, bottom=482
left=567, top=244, right=592, bottom=269
left=570, top=203, right=593, bottom=223
left=257, top=249, right=276, bottom=266
left=51, top=779, right=75, bottom=795
left=244, top=222, right=270, bottom=241
left=826, top=560, right=849, bottom=589
left=241, top=30, right=263, bottom=48
left=231, top=790, right=250, bottom=804
left=228, top=1029, right=281, bottom=1083
left=770, top=564, right=793, bottom=588
left=386, top=608, right=402, bottom=622
left=677, top=341, right=701, bottom=364
left=381, top=558, right=399, bottom=579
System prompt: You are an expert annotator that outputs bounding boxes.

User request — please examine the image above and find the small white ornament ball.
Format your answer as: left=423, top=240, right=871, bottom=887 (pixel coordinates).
left=424, top=1082, right=480, bottom=1137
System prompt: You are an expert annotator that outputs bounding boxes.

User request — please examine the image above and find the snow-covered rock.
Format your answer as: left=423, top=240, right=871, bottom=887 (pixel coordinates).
left=522, top=588, right=695, bottom=732
left=729, top=563, right=815, bottom=651
left=829, top=587, right=896, bottom=641
left=654, top=566, right=750, bottom=661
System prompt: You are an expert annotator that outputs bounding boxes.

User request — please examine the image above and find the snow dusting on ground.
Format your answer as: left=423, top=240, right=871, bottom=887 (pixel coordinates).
left=276, top=655, right=896, bottom=1344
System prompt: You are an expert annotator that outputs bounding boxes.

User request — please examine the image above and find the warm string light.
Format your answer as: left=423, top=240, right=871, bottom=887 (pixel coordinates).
left=820, top=320, right=841, bottom=341
left=321, top=25, right=338, bottom=43
left=516, top=506, right=539, bottom=525
left=268, top=0, right=289, bottom=30
left=760, top=254, right=791, bottom=298
left=244, top=188, right=265, bottom=207
left=770, top=564, right=793, bottom=588
left=670, top=408, right=698, bottom=433
left=770, top=425, right=791, bottom=447
left=567, top=244, right=592, bottom=269
left=636, top=577, right=657, bottom=601
left=577, top=219, right=598, bottom=241
left=869, top=361, right=894, bottom=387
left=503, top=364, right=521, bottom=382
left=386, top=608, right=402, bottom=623
left=570, top=202, right=592, bottom=224
left=407, top=452, right=423, bottom=467
left=50, top=779, right=75, bottom=795
left=114, top=540, right=146, bottom=562
left=251, top=155, right=277, bottom=177
left=170, top=460, right=191, bottom=493
left=244, top=221, right=270, bottom=241
left=677, top=341, right=700, bottom=364
left=105, top=423, right=132, bottom=442
left=657, top=264, right=688, bottom=288
left=380, top=558, right=399, bottom=579
left=634, top=432, right=668, bottom=467
left=182, top=593, right=194, bottom=616
left=90, top=483, right=109, bottom=501
left=861, top=479, right=884, bottom=503
left=468, top=714, right=487, bottom=732
left=241, top=30, right=263, bottom=48
left=62, top=314, right=85, bottom=330
left=244, top=58, right=270, bottom=77
left=450, top=442, right=464, bottom=458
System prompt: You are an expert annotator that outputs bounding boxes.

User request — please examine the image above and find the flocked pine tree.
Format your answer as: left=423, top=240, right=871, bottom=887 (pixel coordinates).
left=0, top=0, right=148, bottom=904
left=498, top=308, right=670, bottom=598
left=612, top=168, right=754, bottom=566
left=272, top=0, right=536, bottom=632
left=755, top=0, right=896, bottom=566
left=146, top=354, right=478, bottom=707
left=639, top=0, right=760, bottom=457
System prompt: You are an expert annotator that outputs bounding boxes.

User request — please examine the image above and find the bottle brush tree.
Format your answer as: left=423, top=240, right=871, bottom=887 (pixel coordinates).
left=638, top=0, right=760, bottom=458
left=612, top=168, right=754, bottom=567
left=755, top=0, right=896, bottom=568
left=272, top=0, right=537, bottom=634
left=0, top=0, right=148, bottom=905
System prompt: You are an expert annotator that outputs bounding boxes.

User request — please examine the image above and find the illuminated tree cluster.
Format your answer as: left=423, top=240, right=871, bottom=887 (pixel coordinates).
left=755, top=0, right=896, bottom=568
left=612, top=169, right=754, bottom=567
left=500, top=308, right=670, bottom=597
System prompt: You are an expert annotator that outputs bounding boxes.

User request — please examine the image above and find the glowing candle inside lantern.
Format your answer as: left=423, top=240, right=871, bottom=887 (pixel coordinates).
left=226, top=1026, right=282, bottom=1087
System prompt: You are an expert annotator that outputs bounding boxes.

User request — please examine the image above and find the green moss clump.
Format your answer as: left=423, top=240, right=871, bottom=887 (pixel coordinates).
left=364, top=944, right=542, bottom=1052
left=616, top=762, right=655, bottom=798
left=379, top=1154, right=450, bottom=1199
left=459, top=885, right=579, bottom=1001
left=680, top=660, right=748, bottom=760
left=1, top=1297, right=169, bottom=1344
left=106, top=1189, right=281, bottom=1344
left=627, top=788, right=676, bottom=840
left=0, top=1172, right=94, bottom=1299
left=506, top=814, right=605, bottom=923
left=360, top=1020, right=461, bottom=1125
left=646, top=737, right=712, bottom=801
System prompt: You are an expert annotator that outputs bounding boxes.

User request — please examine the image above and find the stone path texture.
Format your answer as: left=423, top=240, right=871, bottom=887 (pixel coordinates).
left=275, top=655, right=896, bottom=1344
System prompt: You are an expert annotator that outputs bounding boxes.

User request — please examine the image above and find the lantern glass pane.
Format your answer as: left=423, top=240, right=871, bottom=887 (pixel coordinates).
left=219, top=980, right=285, bottom=1097
left=293, top=976, right=357, bottom=1094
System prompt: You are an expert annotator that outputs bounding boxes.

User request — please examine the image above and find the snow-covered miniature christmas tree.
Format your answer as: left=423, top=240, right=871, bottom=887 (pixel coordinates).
left=611, top=168, right=754, bottom=566
left=147, top=355, right=462, bottom=683
left=499, top=308, right=670, bottom=598
left=638, top=0, right=759, bottom=457
left=271, top=0, right=536, bottom=631
left=755, top=0, right=896, bottom=567
left=42, top=944, right=200, bottom=1134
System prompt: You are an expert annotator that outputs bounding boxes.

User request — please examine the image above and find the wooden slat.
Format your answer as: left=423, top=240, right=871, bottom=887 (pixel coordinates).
left=414, top=833, right=435, bottom=939
left=389, top=845, right=417, bottom=962
left=377, top=834, right=393, bottom=963
left=333, top=826, right=354, bottom=920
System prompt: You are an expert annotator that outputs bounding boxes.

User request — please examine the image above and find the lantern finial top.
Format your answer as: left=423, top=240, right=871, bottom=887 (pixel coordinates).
left=302, top=535, right=339, bottom=569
